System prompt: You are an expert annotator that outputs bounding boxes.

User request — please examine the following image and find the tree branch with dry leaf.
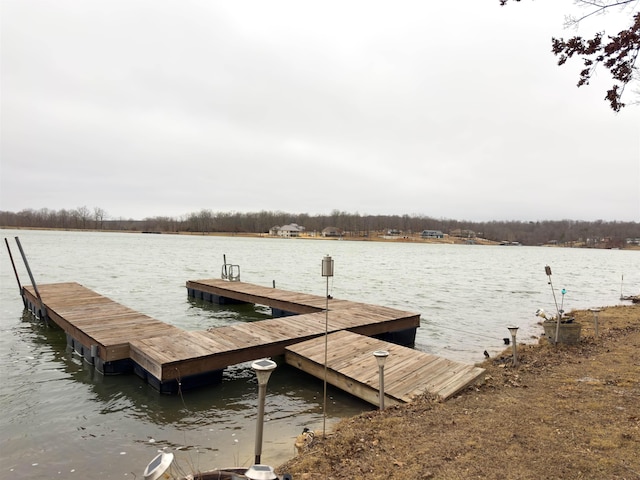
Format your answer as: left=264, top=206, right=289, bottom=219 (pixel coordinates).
left=500, top=0, right=640, bottom=112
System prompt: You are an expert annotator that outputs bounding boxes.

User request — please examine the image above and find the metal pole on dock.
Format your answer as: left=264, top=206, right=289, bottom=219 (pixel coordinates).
left=252, top=358, right=276, bottom=465
left=15, top=237, right=46, bottom=318
left=4, top=238, right=26, bottom=306
left=321, top=255, right=334, bottom=436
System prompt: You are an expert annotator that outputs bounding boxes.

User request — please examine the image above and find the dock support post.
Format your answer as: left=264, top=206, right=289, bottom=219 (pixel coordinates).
left=4, top=238, right=26, bottom=307
left=89, top=344, right=98, bottom=365
left=15, top=237, right=46, bottom=319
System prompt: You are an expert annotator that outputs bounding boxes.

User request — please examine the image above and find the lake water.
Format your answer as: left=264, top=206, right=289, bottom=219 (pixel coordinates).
left=1, top=229, right=638, bottom=479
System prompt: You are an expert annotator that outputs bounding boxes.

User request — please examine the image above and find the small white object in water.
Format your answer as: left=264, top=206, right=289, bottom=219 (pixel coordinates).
left=120, top=451, right=127, bottom=455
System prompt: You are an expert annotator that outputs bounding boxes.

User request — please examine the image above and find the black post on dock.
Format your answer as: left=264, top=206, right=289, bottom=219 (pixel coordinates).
left=4, top=238, right=26, bottom=307
left=14, top=237, right=46, bottom=319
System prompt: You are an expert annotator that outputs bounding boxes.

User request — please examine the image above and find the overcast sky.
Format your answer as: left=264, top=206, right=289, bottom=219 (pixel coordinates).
left=2, top=1, right=639, bottom=222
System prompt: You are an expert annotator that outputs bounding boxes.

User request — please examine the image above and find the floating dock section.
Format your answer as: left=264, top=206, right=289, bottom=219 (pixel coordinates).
left=186, top=278, right=420, bottom=346
left=22, top=282, right=182, bottom=374
left=21, top=279, right=484, bottom=402
left=286, top=330, right=486, bottom=405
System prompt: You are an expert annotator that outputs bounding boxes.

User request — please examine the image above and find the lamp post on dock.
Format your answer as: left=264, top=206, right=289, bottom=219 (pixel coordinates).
left=321, top=255, right=334, bottom=436
left=251, top=358, right=277, bottom=465
left=373, top=350, right=389, bottom=410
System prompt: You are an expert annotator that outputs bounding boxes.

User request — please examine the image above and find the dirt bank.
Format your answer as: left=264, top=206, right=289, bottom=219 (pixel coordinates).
left=278, top=304, right=640, bottom=480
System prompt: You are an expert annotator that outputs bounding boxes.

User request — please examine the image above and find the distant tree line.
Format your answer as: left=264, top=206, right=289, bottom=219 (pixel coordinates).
left=1, top=207, right=638, bottom=248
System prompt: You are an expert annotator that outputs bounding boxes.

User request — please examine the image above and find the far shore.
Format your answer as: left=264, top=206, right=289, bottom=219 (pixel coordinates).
left=3, top=226, right=638, bottom=249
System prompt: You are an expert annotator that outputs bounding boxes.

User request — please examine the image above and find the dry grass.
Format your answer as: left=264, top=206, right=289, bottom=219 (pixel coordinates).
left=278, top=304, right=640, bottom=480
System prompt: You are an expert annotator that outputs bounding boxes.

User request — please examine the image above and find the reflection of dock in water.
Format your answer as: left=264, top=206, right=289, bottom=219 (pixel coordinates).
left=22, top=279, right=483, bottom=403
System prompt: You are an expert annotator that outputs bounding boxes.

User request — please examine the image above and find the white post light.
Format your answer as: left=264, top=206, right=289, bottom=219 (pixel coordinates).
left=507, top=327, right=519, bottom=366
left=321, top=255, right=334, bottom=436
left=251, top=358, right=277, bottom=465
left=373, top=350, right=389, bottom=410
left=589, top=308, right=601, bottom=337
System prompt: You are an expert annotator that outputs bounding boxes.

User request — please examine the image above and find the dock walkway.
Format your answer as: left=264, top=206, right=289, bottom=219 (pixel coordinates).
left=286, top=330, right=485, bottom=405
left=22, top=279, right=484, bottom=401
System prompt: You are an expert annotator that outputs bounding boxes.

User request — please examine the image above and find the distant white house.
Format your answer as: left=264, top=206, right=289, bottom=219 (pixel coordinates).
left=421, top=230, right=444, bottom=239
left=322, top=226, right=342, bottom=237
left=272, top=223, right=305, bottom=237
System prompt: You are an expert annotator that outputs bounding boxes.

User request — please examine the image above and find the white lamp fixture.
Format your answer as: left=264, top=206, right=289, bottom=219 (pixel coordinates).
left=373, top=350, right=389, bottom=410
left=143, top=452, right=175, bottom=480
left=251, top=358, right=277, bottom=465
left=373, top=349, right=389, bottom=367
left=252, top=358, right=276, bottom=386
left=245, top=464, right=278, bottom=480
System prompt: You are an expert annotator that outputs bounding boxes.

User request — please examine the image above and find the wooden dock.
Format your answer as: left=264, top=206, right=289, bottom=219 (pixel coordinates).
left=187, top=278, right=374, bottom=315
left=286, top=330, right=485, bottom=405
left=186, top=278, right=420, bottom=345
left=22, top=282, right=182, bottom=374
left=21, top=279, right=484, bottom=402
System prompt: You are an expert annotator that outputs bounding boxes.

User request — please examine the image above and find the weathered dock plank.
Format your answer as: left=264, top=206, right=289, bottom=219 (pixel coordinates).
left=187, top=279, right=328, bottom=314
left=23, top=283, right=182, bottom=365
left=285, top=330, right=485, bottom=405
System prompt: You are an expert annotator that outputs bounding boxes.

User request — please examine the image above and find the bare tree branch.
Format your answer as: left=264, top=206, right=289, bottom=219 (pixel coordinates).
left=500, top=0, right=640, bottom=111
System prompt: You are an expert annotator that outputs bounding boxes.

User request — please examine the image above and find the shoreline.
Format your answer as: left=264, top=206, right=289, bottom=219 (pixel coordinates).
left=3, top=226, right=639, bottom=250
left=278, top=304, right=640, bottom=479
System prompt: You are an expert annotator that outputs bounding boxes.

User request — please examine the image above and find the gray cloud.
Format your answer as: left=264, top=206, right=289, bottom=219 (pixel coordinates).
left=2, top=0, right=638, bottom=221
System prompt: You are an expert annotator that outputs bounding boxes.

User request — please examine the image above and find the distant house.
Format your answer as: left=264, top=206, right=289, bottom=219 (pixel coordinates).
left=421, top=230, right=444, bottom=239
left=322, top=227, right=342, bottom=237
left=277, top=223, right=305, bottom=237
left=269, top=226, right=281, bottom=236
left=450, top=229, right=475, bottom=238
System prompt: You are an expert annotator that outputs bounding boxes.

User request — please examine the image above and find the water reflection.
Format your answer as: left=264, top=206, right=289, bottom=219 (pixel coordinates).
left=186, top=297, right=272, bottom=326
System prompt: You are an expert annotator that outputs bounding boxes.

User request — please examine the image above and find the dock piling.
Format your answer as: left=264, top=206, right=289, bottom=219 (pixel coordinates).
left=14, top=237, right=46, bottom=319
left=4, top=238, right=26, bottom=307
